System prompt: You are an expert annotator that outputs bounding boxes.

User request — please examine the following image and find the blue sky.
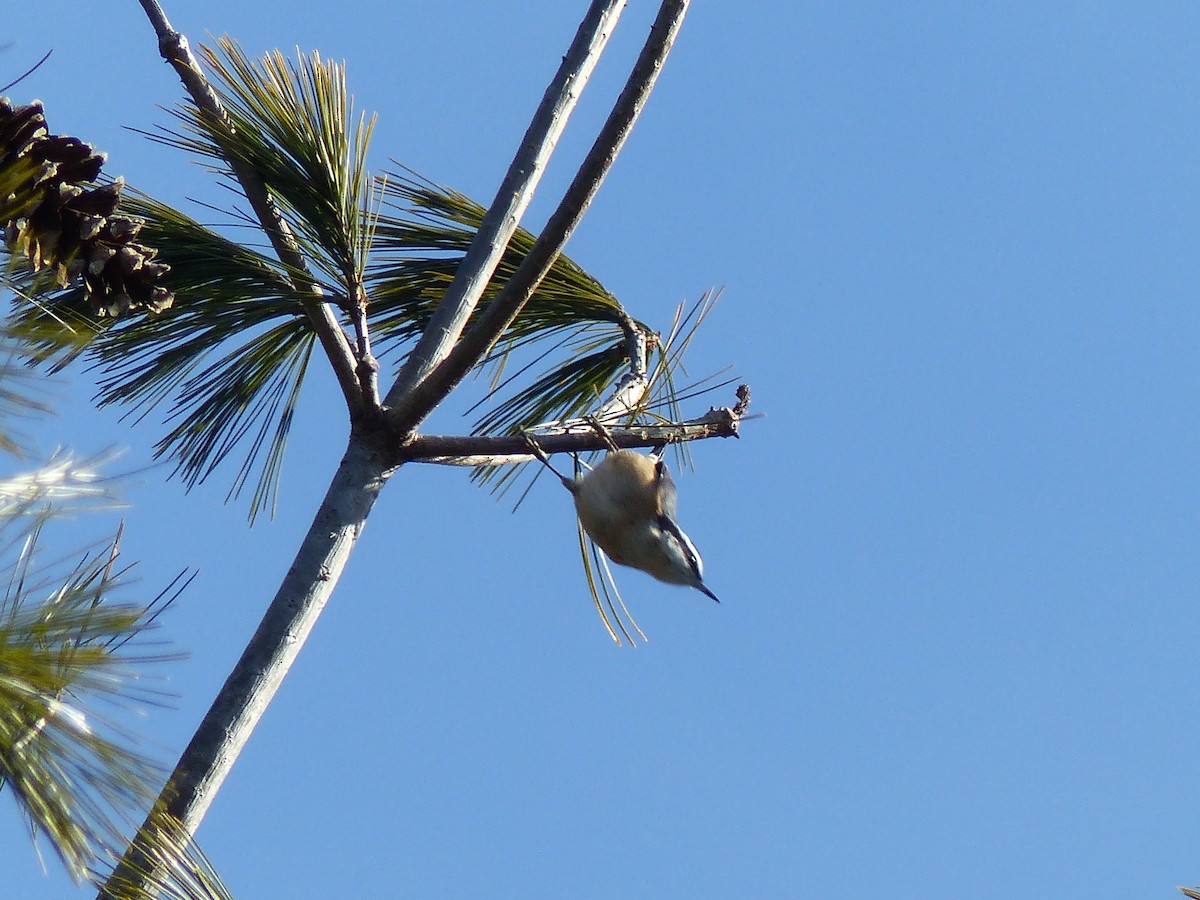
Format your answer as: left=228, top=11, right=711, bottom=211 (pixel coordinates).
left=5, top=2, right=1200, bottom=897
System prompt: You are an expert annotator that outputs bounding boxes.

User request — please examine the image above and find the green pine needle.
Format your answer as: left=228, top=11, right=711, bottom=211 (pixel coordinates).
left=0, top=499, right=187, bottom=883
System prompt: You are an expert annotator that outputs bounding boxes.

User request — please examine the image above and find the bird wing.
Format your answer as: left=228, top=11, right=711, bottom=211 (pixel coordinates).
left=654, top=458, right=678, bottom=518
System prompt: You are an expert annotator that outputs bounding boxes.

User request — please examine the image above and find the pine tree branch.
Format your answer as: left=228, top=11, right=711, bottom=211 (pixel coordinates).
left=381, top=0, right=628, bottom=411
left=98, top=435, right=394, bottom=898
left=386, top=0, right=691, bottom=435
left=135, top=0, right=368, bottom=420
left=101, top=4, right=700, bottom=896
left=399, top=401, right=742, bottom=465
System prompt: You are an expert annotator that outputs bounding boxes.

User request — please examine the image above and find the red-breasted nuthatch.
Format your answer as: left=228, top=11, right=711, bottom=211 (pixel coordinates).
left=530, top=441, right=720, bottom=603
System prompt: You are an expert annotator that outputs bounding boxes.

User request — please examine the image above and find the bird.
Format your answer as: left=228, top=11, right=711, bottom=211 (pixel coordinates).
left=528, top=438, right=720, bottom=603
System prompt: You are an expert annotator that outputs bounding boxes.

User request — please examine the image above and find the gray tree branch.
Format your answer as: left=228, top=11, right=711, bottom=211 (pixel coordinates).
left=100, top=2, right=700, bottom=895
left=135, top=0, right=367, bottom=419
left=100, top=435, right=395, bottom=896
left=401, top=402, right=742, bottom=465
left=382, top=0, right=628, bottom=410
left=386, top=0, right=692, bottom=435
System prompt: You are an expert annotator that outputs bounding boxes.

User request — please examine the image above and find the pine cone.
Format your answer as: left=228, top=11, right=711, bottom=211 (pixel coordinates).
left=1, top=97, right=173, bottom=316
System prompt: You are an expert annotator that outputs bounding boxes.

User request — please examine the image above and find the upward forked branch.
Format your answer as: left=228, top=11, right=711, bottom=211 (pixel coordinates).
left=386, top=0, right=693, bottom=436
left=383, top=0, right=629, bottom=410
left=100, top=3, right=700, bottom=897
left=99, top=2, right=701, bottom=897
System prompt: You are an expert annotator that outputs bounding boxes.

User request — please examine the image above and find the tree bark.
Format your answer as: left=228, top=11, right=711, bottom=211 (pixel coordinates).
left=101, top=434, right=394, bottom=894
left=101, top=1, right=695, bottom=895
left=385, top=0, right=627, bottom=407
left=387, top=0, right=692, bottom=433
left=137, top=0, right=365, bottom=416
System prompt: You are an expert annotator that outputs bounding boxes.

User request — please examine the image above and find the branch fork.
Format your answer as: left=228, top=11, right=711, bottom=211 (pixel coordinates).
left=102, top=1, right=700, bottom=896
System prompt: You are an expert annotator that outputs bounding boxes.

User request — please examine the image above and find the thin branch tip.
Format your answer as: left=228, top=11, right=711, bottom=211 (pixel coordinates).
left=404, top=386, right=744, bottom=466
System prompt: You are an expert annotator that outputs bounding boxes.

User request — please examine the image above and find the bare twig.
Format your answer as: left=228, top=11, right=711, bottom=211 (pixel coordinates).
left=402, top=395, right=745, bottom=465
